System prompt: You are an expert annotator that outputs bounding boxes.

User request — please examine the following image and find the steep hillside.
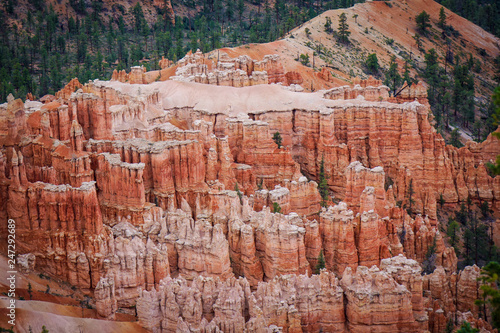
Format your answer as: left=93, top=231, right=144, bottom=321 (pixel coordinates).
left=218, top=0, right=499, bottom=100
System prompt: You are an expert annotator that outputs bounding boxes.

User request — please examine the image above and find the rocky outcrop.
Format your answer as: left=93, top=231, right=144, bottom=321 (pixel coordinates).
left=341, top=265, right=423, bottom=332
left=55, top=78, right=83, bottom=100
left=137, top=256, right=433, bottom=332
left=319, top=202, right=358, bottom=275
left=164, top=211, right=233, bottom=281
left=316, top=67, right=336, bottom=83
left=253, top=271, right=345, bottom=332
left=94, top=153, right=148, bottom=225
left=158, top=56, right=173, bottom=70
left=170, top=50, right=287, bottom=87
left=95, top=277, right=118, bottom=319
left=153, top=0, right=175, bottom=25
left=137, top=275, right=256, bottom=332
left=111, top=69, right=129, bottom=83
left=323, top=84, right=390, bottom=101
left=229, top=209, right=309, bottom=284
left=423, top=264, right=483, bottom=325
left=285, top=71, right=303, bottom=85
left=396, top=81, right=428, bottom=103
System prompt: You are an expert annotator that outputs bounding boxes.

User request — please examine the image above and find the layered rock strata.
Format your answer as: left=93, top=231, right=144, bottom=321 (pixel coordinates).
left=0, top=70, right=498, bottom=332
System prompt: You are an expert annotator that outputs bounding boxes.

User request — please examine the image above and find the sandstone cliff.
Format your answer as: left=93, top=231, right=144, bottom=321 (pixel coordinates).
left=0, top=74, right=498, bottom=332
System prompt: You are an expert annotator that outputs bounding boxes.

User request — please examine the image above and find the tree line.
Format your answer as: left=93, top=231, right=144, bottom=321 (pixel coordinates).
left=0, top=0, right=364, bottom=101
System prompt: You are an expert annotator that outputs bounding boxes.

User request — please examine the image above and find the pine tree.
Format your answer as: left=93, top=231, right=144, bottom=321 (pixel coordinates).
left=324, top=17, right=332, bottom=33
left=452, top=59, right=475, bottom=127
left=299, top=53, right=310, bottom=66
left=132, top=3, right=145, bottom=33
left=415, top=11, right=431, bottom=34
left=456, top=322, right=479, bottom=333
left=438, top=7, right=447, bottom=29
left=476, top=262, right=500, bottom=328
left=402, top=61, right=412, bottom=86
left=486, top=87, right=500, bottom=175
left=337, top=12, right=350, bottom=44
left=273, top=202, right=282, bottom=213
left=365, top=53, right=379, bottom=74
left=413, top=34, right=423, bottom=51
left=272, top=131, right=283, bottom=148
left=318, top=155, right=329, bottom=207
left=315, top=250, right=326, bottom=274
left=384, top=56, right=402, bottom=96
left=257, top=178, right=264, bottom=190
left=237, top=0, right=245, bottom=23
left=235, top=183, right=243, bottom=205
left=450, top=128, right=462, bottom=148
left=422, top=236, right=437, bottom=274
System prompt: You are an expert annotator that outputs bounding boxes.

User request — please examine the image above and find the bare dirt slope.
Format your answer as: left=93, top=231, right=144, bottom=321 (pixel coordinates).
left=214, top=0, right=499, bottom=97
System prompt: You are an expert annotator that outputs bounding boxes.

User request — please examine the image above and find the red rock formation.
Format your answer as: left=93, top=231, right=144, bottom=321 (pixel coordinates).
left=228, top=218, right=264, bottom=286
left=158, top=56, right=173, bottom=69
left=456, top=265, right=482, bottom=317
left=352, top=76, right=383, bottom=87
left=153, top=0, right=175, bottom=25
left=94, top=153, right=148, bottom=225
left=170, top=51, right=288, bottom=87
left=323, top=84, right=390, bottom=101
left=319, top=202, right=358, bottom=275
left=341, top=265, right=420, bottom=332
left=316, top=67, right=335, bottom=83
left=254, top=54, right=286, bottom=84
left=0, top=96, right=27, bottom=145
left=137, top=276, right=254, bottom=332
left=69, top=91, right=112, bottom=140
left=380, top=255, right=427, bottom=326
left=423, top=266, right=456, bottom=317
left=55, top=78, right=83, bottom=100
left=1, top=65, right=497, bottom=332
left=396, top=81, right=429, bottom=105
left=111, top=69, right=129, bottom=83
left=226, top=116, right=302, bottom=189
left=95, top=277, right=118, bottom=320
left=285, top=71, right=304, bottom=85
left=344, top=161, right=387, bottom=216
left=249, top=209, right=309, bottom=280
left=162, top=209, right=233, bottom=280
left=25, top=92, right=35, bottom=101
left=253, top=271, right=345, bottom=332
left=129, top=66, right=147, bottom=84
left=284, top=177, right=321, bottom=217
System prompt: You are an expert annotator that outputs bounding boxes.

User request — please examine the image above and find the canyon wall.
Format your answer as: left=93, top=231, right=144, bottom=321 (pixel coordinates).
left=0, top=72, right=498, bottom=332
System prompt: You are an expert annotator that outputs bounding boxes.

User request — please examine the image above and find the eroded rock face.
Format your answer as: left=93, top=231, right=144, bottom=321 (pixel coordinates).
left=95, top=277, right=118, bottom=319
left=0, top=66, right=497, bottom=332
left=164, top=50, right=287, bottom=88
left=341, top=265, right=422, bottom=333
left=137, top=276, right=254, bottom=332
left=137, top=257, right=434, bottom=332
